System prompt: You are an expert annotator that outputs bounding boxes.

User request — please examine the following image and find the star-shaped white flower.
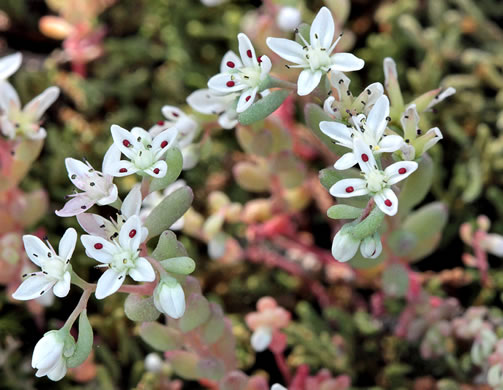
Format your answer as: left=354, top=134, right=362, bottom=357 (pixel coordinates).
left=187, top=88, right=239, bottom=129
left=320, top=95, right=404, bottom=170
left=0, top=82, right=59, bottom=140
left=13, top=228, right=77, bottom=300
left=81, top=215, right=155, bottom=299
left=56, top=158, right=118, bottom=217
left=103, top=125, right=178, bottom=178
left=149, top=106, right=199, bottom=170
left=266, top=7, right=364, bottom=96
left=0, top=52, right=22, bottom=80
left=329, top=139, right=418, bottom=216
left=76, top=184, right=146, bottom=242
left=31, top=330, right=73, bottom=381
left=208, top=33, right=272, bottom=113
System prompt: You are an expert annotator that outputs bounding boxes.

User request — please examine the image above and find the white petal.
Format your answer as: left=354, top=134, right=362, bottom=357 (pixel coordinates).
left=218, top=111, right=238, bottom=129
left=77, top=213, right=109, bottom=237
left=97, top=184, right=118, bottom=206
left=95, top=268, right=126, bottom=299
left=131, top=127, right=152, bottom=144
left=237, top=33, right=257, bottom=67
left=332, top=229, right=360, bottom=262
left=377, top=134, right=403, bottom=153
left=110, top=124, right=140, bottom=158
left=423, top=127, right=443, bottom=153
left=0, top=115, right=15, bottom=138
left=46, top=358, right=67, bottom=381
left=236, top=87, right=258, bottom=113
left=364, top=82, right=384, bottom=108
left=156, top=281, right=185, bottom=318
left=64, top=158, right=90, bottom=190
left=297, top=69, right=322, bottom=96
left=426, top=87, right=456, bottom=110
left=366, top=95, right=389, bottom=140
left=220, top=50, right=243, bottom=73
left=32, top=332, right=62, bottom=369
left=81, top=235, right=116, bottom=263
left=122, top=184, right=142, bottom=219
left=187, top=89, right=228, bottom=114
left=144, top=160, right=167, bottom=178
left=208, top=73, right=247, bottom=94
left=106, top=160, right=139, bottom=177
left=152, top=127, right=178, bottom=156
left=374, top=188, right=398, bottom=216
left=119, top=215, right=143, bottom=251
left=13, top=275, right=55, bottom=300
left=329, top=178, right=368, bottom=198
left=334, top=152, right=358, bottom=170
left=383, top=57, right=398, bottom=87
left=271, top=385, right=288, bottom=390
left=0, top=52, right=22, bottom=80
left=251, top=327, right=272, bottom=352
left=310, top=7, right=334, bottom=49
left=331, top=53, right=365, bottom=72
left=28, top=126, right=47, bottom=140
left=266, top=37, right=305, bottom=65
left=102, top=143, right=121, bottom=173
left=384, top=161, right=418, bottom=185
left=353, top=138, right=377, bottom=173
left=58, top=228, right=77, bottom=262
left=52, top=272, right=71, bottom=298
left=22, top=235, right=49, bottom=267
left=24, top=87, right=60, bottom=120
left=259, top=55, right=272, bottom=79
left=0, top=81, right=20, bottom=112
left=319, top=121, right=353, bottom=147
left=128, top=257, right=155, bottom=282
left=161, top=105, right=185, bottom=122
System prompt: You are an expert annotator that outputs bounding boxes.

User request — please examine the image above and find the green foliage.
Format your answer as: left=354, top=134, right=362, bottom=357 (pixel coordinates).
left=149, top=147, right=184, bottom=192
left=67, top=310, right=94, bottom=368
left=124, top=295, right=160, bottom=322
left=237, top=89, right=290, bottom=125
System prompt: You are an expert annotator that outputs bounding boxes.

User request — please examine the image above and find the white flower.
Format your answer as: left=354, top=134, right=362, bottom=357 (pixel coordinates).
left=187, top=88, right=239, bottom=129
left=271, top=384, right=287, bottom=390
left=56, top=158, right=118, bottom=217
left=32, top=330, right=74, bottom=381
left=153, top=276, right=186, bottom=319
left=276, top=7, right=302, bottom=32
left=320, top=95, right=404, bottom=170
left=13, top=228, right=76, bottom=300
left=329, top=139, right=418, bottom=216
left=0, top=52, right=22, bottom=80
left=145, top=353, right=163, bottom=372
left=140, top=180, right=186, bottom=230
left=77, top=184, right=145, bottom=242
left=81, top=215, right=155, bottom=299
left=103, top=125, right=178, bottom=178
left=149, top=106, right=199, bottom=170
left=266, top=7, right=364, bottom=96
left=208, top=33, right=272, bottom=113
left=250, top=326, right=272, bottom=352
left=0, top=82, right=59, bottom=140
left=360, top=233, right=383, bottom=259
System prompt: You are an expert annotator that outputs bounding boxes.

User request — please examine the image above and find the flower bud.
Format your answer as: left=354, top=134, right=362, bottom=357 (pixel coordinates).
left=145, top=353, right=163, bottom=372
left=360, top=233, right=382, bottom=259
left=153, top=277, right=186, bottom=319
left=251, top=326, right=272, bottom=352
left=331, top=228, right=360, bottom=262
left=276, top=7, right=302, bottom=32
left=32, top=330, right=75, bottom=381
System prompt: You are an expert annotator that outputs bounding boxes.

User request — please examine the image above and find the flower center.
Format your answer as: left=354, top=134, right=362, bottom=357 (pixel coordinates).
left=112, top=249, right=138, bottom=273
left=41, top=256, right=67, bottom=280
left=365, top=169, right=387, bottom=193
left=237, top=66, right=262, bottom=87
left=133, top=149, right=156, bottom=170
left=305, top=46, right=331, bottom=70
left=9, top=109, right=40, bottom=138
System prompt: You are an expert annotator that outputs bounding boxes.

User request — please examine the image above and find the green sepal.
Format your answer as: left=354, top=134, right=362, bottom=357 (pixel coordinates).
left=67, top=310, right=93, bottom=368
left=160, top=256, right=196, bottom=275
left=327, top=204, right=363, bottom=220
left=149, top=147, right=183, bottom=192
left=124, top=294, right=160, bottom=322
left=238, top=89, right=290, bottom=125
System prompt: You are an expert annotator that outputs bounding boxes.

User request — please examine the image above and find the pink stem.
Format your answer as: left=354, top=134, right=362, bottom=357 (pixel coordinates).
left=473, top=230, right=490, bottom=286
left=273, top=349, right=291, bottom=385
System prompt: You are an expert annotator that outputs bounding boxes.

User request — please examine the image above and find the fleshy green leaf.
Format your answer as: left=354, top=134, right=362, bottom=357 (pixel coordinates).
left=202, top=303, right=226, bottom=345
left=327, top=204, right=363, bottom=220
left=179, top=293, right=211, bottom=333
left=220, top=371, right=249, bottom=390
left=233, top=161, right=269, bottom=192
left=272, top=152, right=306, bottom=189
left=152, top=230, right=188, bottom=261
left=197, top=358, right=225, bottom=381
left=382, top=264, right=409, bottom=297
left=124, top=294, right=160, bottom=322
left=349, top=206, right=385, bottom=241
left=149, top=147, right=183, bottom=192
left=139, top=322, right=183, bottom=351
left=145, top=186, right=193, bottom=240
left=238, top=89, right=290, bottom=125
left=398, top=154, right=434, bottom=216
left=161, top=256, right=196, bottom=275
left=170, top=351, right=200, bottom=379
left=67, top=310, right=93, bottom=368
left=305, top=103, right=347, bottom=154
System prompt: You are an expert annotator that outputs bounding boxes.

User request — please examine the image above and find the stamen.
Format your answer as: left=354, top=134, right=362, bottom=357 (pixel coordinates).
left=246, top=50, right=252, bottom=58
left=226, top=61, right=235, bottom=68
left=123, top=140, right=131, bottom=147
left=161, top=140, right=168, bottom=148
left=384, top=199, right=392, bottom=207
left=345, top=186, right=354, bottom=193
left=361, top=154, right=369, bottom=162
left=119, top=168, right=127, bottom=173
left=153, top=168, right=160, bottom=174
left=94, top=243, right=103, bottom=249
left=226, top=81, right=235, bottom=87
left=398, top=168, right=407, bottom=174
left=129, top=229, right=137, bottom=238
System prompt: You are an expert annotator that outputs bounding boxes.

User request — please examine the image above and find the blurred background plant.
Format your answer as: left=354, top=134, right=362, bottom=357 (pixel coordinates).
left=1, top=0, right=503, bottom=388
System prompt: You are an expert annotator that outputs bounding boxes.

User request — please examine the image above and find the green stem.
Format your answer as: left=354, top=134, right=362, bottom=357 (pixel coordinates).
left=71, top=270, right=95, bottom=290
left=63, top=289, right=92, bottom=331
left=267, top=76, right=297, bottom=90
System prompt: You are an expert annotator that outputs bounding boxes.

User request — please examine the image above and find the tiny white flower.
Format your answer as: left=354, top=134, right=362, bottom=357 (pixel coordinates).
left=360, top=233, right=383, bottom=259
left=13, top=228, right=77, bottom=300
left=145, top=353, right=163, bottom=372
left=208, top=33, right=272, bottom=113
left=0, top=52, right=22, bottom=80
left=56, top=158, right=118, bottom=217
left=187, top=88, right=239, bottom=129
left=103, top=125, right=178, bottom=178
left=471, top=328, right=497, bottom=365
left=77, top=184, right=145, bottom=242
left=149, top=106, right=199, bottom=170
left=81, top=215, right=155, bottom=299
left=320, top=95, right=404, bottom=170
left=200, top=0, right=226, bottom=6
left=32, top=330, right=74, bottom=381
left=250, top=326, right=272, bottom=352
left=329, top=139, right=418, bottom=216
left=276, top=7, right=302, bottom=32
left=271, top=384, right=288, bottom=390
left=153, top=276, right=186, bottom=319
left=266, top=7, right=364, bottom=96
left=0, top=82, right=59, bottom=140
left=331, top=226, right=361, bottom=262
left=140, top=180, right=186, bottom=230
